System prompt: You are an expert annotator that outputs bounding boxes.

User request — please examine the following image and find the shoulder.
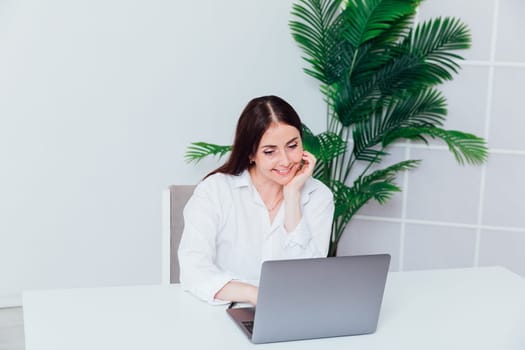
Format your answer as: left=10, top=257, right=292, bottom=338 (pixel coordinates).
left=185, top=173, right=236, bottom=216
left=305, top=177, right=332, bottom=196
left=194, top=173, right=230, bottom=195
left=197, top=172, right=230, bottom=188
left=302, top=177, right=333, bottom=203
left=193, top=172, right=246, bottom=198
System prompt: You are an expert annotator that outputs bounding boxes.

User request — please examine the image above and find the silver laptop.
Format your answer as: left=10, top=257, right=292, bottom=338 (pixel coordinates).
left=226, top=254, right=391, bottom=344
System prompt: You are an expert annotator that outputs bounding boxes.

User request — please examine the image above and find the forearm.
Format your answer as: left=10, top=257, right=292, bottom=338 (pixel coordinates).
left=280, top=183, right=334, bottom=258
left=283, top=190, right=302, bottom=232
left=214, top=281, right=259, bottom=305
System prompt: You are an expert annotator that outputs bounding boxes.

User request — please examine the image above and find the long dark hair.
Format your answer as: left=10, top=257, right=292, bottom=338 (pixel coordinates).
left=206, top=95, right=303, bottom=178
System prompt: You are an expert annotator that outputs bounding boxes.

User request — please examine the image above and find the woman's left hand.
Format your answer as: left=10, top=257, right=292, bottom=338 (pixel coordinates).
left=284, top=151, right=316, bottom=195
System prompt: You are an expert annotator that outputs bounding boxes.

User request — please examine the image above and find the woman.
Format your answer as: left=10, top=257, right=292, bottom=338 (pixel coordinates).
left=178, top=95, right=334, bottom=305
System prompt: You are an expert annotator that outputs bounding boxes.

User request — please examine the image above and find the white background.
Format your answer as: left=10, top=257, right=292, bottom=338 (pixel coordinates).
left=1, top=0, right=524, bottom=305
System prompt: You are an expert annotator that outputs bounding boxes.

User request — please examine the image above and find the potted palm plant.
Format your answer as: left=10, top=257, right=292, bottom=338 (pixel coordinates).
left=185, top=0, right=488, bottom=256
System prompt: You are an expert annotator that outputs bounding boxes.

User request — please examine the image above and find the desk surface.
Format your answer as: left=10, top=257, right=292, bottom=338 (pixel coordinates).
left=23, top=267, right=525, bottom=350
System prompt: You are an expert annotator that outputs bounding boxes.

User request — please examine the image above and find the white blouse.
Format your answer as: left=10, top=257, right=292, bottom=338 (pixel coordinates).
left=178, top=170, right=334, bottom=304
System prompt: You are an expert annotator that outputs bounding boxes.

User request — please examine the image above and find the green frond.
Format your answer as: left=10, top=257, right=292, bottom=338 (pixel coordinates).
left=364, top=158, right=420, bottom=179
left=354, top=148, right=390, bottom=163
left=329, top=76, right=384, bottom=126
left=352, top=111, right=389, bottom=162
left=374, top=54, right=444, bottom=92
left=330, top=50, right=450, bottom=127
left=315, top=131, right=349, bottom=183
left=301, top=123, right=322, bottom=156
left=342, top=0, right=420, bottom=47
left=330, top=159, right=419, bottom=242
left=346, top=11, right=417, bottom=83
left=351, top=88, right=447, bottom=161
left=290, top=0, right=347, bottom=84
left=371, top=11, right=416, bottom=45
left=343, top=17, right=471, bottom=103
left=410, top=17, right=471, bottom=69
left=384, top=88, right=447, bottom=129
left=185, top=142, right=232, bottom=164
left=303, top=124, right=347, bottom=185
left=383, top=127, right=488, bottom=165
left=395, top=16, right=471, bottom=84
left=317, top=132, right=348, bottom=161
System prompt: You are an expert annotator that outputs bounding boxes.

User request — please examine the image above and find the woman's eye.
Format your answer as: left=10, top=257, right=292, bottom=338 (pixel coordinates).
left=288, top=143, right=298, bottom=149
left=263, top=150, right=274, bottom=155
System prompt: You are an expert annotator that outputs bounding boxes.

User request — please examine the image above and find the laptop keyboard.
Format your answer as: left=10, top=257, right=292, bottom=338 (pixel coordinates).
left=241, top=320, right=254, bottom=334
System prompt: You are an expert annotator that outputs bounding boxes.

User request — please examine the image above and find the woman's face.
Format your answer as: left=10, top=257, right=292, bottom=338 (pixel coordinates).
left=250, top=122, right=303, bottom=186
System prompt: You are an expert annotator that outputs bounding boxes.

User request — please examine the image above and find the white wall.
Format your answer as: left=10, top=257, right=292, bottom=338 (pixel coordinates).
left=0, top=0, right=325, bottom=305
left=338, top=0, right=525, bottom=278
left=1, top=0, right=523, bottom=305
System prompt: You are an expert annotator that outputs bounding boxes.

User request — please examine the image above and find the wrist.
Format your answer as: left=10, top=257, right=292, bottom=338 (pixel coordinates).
left=283, top=187, right=301, bottom=200
left=248, top=285, right=258, bottom=305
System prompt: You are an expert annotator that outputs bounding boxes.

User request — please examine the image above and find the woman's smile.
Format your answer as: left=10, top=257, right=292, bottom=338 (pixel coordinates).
left=273, top=165, right=295, bottom=176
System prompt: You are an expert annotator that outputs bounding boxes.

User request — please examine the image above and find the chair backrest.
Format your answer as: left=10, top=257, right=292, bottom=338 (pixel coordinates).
left=162, top=185, right=195, bottom=284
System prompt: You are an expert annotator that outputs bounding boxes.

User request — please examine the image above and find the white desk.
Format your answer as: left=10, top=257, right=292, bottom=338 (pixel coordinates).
left=23, top=267, right=525, bottom=350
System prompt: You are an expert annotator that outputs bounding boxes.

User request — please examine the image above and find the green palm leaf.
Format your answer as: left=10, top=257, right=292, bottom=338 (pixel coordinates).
left=332, top=17, right=470, bottom=128
left=328, top=75, right=383, bottom=126
left=349, top=11, right=418, bottom=82
left=328, top=159, right=419, bottom=255
left=302, top=124, right=348, bottom=184
left=332, top=160, right=419, bottom=225
left=301, top=123, right=323, bottom=157
left=341, top=0, right=420, bottom=47
left=409, top=17, right=471, bottom=76
left=185, top=142, right=232, bottom=164
left=352, top=88, right=447, bottom=162
left=290, top=0, right=346, bottom=84
left=383, top=127, right=488, bottom=165
left=385, top=16, right=471, bottom=89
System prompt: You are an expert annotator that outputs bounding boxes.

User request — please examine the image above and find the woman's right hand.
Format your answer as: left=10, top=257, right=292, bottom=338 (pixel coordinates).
left=284, top=151, right=316, bottom=194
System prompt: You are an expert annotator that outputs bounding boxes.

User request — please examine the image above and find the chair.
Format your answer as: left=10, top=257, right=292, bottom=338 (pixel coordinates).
left=161, top=185, right=195, bottom=284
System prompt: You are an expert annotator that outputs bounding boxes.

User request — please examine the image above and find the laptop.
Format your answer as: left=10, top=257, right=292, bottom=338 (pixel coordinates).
left=226, top=254, right=391, bottom=344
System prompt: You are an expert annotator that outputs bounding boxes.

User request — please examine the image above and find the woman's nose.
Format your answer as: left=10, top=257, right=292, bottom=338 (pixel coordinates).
left=278, top=151, right=291, bottom=165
